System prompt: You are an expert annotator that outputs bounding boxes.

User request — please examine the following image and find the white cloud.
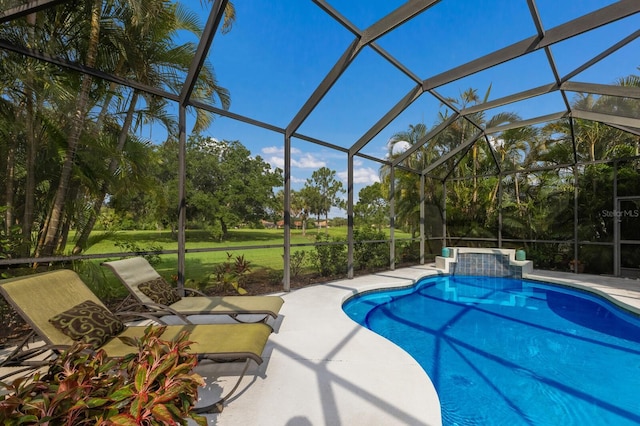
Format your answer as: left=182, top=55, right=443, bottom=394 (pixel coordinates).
left=269, top=156, right=284, bottom=169
left=487, top=135, right=503, bottom=148
left=262, top=146, right=302, bottom=155
left=262, top=146, right=281, bottom=155
left=337, top=167, right=380, bottom=185
left=262, top=146, right=323, bottom=170
left=389, top=140, right=411, bottom=155
left=292, top=154, right=325, bottom=169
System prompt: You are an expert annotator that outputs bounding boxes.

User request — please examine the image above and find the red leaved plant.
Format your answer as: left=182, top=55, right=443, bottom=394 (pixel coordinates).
left=0, top=325, right=206, bottom=425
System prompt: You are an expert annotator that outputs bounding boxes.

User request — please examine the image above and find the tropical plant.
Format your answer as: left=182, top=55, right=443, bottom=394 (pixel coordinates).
left=210, top=252, right=252, bottom=294
left=0, top=0, right=237, bottom=259
left=381, top=87, right=520, bottom=239
left=72, top=0, right=233, bottom=254
left=0, top=325, right=206, bottom=425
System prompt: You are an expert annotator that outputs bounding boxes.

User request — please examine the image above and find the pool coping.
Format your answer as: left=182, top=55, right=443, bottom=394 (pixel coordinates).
left=524, top=269, right=640, bottom=316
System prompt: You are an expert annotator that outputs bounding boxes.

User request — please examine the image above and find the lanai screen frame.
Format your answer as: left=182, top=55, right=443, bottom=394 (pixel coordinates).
left=1, top=0, right=639, bottom=290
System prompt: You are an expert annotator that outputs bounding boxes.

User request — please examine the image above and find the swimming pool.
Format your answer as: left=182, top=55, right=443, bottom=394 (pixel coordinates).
left=343, top=275, right=640, bottom=425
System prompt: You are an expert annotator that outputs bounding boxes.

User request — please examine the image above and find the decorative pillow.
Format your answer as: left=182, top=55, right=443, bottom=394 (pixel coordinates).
left=138, top=277, right=181, bottom=306
left=49, top=300, right=124, bottom=348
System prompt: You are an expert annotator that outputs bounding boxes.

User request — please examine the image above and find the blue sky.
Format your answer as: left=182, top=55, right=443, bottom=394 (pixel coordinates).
left=166, top=0, right=640, bottom=216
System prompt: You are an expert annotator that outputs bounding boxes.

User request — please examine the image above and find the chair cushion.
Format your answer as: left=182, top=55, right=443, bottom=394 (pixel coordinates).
left=49, top=300, right=124, bottom=348
left=138, top=277, right=181, bottom=305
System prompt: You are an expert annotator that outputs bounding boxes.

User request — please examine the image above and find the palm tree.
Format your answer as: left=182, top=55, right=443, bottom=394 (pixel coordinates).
left=36, top=0, right=104, bottom=258
left=380, top=123, right=444, bottom=237
left=383, top=87, right=521, bottom=239
left=72, top=0, right=233, bottom=253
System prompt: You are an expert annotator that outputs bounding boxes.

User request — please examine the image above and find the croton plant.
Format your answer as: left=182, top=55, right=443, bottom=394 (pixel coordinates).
left=0, top=325, right=207, bottom=425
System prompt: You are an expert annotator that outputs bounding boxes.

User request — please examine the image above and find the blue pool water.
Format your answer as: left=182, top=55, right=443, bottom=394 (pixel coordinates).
left=342, top=275, right=640, bottom=425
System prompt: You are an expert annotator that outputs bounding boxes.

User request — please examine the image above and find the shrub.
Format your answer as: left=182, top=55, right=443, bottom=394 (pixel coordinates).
left=289, top=250, right=308, bottom=278
left=209, top=252, right=251, bottom=294
left=0, top=326, right=206, bottom=425
left=397, top=240, right=420, bottom=264
left=353, top=228, right=389, bottom=271
left=310, top=234, right=347, bottom=277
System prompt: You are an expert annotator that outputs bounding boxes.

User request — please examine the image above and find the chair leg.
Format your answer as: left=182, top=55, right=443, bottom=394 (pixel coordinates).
left=193, top=359, right=252, bottom=414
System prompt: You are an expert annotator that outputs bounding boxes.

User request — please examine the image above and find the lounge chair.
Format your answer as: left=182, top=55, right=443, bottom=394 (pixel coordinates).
left=0, top=269, right=273, bottom=412
left=101, top=257, right=284, bottom=324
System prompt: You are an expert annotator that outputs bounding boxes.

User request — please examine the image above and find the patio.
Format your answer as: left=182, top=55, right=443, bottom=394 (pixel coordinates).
left=2, top=264, right=640, bottom=424
left=2, top=1, right=640, bottom=423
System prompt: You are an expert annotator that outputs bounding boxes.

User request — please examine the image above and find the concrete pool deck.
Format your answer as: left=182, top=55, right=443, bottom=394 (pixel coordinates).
left=2, top=265, right=640, bottom=425
left=196, top=264, right=443, bottom=426
left=193, top=266, right=640, bottom=425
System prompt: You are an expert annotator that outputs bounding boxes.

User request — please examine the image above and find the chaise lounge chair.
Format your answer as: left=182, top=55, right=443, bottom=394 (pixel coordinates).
left=0, top=269, right=273, bottom=412
left=101, top=257, right=284, bottom=324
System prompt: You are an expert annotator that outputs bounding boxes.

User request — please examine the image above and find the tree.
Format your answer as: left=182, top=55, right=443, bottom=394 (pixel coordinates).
left=275, top=189, right=309, bottom=234
left=72, top=0, right=233, bottom=254
left=303, top=167, right=345, bottom=233
left=215, top=140, right=282, bottom=235
left=152, top=136, right=282, bottom=238
left=381, top=123, right=442, bottom=237
left=36, top=0, right=104, bottom=258
left=354, top=182, right=388, bottom=230
left=0, top=0, right=237, bottom=257
left=292, top=188, right=313, bottom=235
left=380, top=87, right=522, bottom=239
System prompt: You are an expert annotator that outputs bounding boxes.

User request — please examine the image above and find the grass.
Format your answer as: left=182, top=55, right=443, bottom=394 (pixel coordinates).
left=81, top=227, right=413, bottom=298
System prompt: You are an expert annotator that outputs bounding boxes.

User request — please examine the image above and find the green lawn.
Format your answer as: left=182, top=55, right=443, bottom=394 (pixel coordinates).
left=82, top=227, right=413, bottom=297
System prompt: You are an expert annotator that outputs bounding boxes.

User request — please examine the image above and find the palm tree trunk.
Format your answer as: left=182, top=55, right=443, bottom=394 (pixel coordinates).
left=301, top=213, right=307, bottom=236
left=325, top=212, right=329, bottom=235
left=37, top=0, right=101, bottom=257
left=472, top=145, right=478, bottom=204
left=21, top=93, right=37, bottom=257
left=72, top=195, right=103, bottom=254
left=21, top=13, right=37, bottom=257
left=488, top=178, right=500, bottom=215
left=35, top=203, right=52, bottom=257
left=5, top=141, right=15, bottom=233
left=515, top=173, right=521, bottom=208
